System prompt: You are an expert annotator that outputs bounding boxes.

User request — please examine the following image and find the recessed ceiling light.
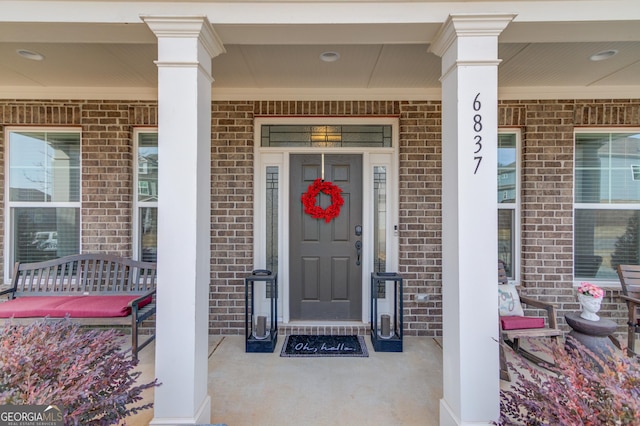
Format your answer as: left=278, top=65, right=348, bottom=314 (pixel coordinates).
left=320, top=51, right=340, bottom=63
left=17, top=49, right=45, bottom=61
left=589, top=49, right=618, bottom=61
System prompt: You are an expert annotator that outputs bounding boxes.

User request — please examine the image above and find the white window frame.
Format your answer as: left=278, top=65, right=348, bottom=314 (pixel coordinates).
left=3, top=127, right=82, bottom=283
left=253, top=117, right=399, bottom=324
left=498, top=129, right=521, bottom=284
left=573, top=127, right=640, bottom=288
left=132, top=128, right=158, bottom=261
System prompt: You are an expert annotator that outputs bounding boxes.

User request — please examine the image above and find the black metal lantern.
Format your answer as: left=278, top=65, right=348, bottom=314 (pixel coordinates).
left=245, top=269, right=278, bottom=353
left=370, top=271, right=403, bottom=352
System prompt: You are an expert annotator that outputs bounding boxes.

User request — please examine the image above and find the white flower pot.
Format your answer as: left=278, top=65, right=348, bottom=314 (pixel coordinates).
left=578, top=293, right=603, bottom=321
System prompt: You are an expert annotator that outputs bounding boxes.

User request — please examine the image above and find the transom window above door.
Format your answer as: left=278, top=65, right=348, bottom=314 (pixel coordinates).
left=261, top=125, right=392, bottom=147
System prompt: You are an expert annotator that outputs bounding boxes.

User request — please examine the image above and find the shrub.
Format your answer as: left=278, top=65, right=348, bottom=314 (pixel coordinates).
left=500, top=337, right=640, bottom=425
left=0, top=319, right=159, bottom=425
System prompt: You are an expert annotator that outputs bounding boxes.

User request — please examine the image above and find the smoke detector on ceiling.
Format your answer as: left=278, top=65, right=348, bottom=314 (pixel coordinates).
left=320, top=51, right=340, bottom=62
left=589, top=50, right=618, bottom=61
left=17, top=49, right=45, bottom=61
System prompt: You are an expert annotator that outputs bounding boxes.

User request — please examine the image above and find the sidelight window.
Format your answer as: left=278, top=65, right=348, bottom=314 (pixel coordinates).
left=265, top=166, right=279, bottom=297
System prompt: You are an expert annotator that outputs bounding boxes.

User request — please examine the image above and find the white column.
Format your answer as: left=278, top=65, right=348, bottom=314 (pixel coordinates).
left=142, top=16, right=225, bottom=425
left=429, top=14, right=514, bottom=426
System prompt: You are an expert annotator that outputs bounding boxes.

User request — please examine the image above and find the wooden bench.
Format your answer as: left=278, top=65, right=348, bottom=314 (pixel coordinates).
left=0, top=254, right=157, bottom=359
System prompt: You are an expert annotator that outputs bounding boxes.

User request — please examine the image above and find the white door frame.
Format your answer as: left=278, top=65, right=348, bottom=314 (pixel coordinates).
left=253, top=116, right=399, bottom=324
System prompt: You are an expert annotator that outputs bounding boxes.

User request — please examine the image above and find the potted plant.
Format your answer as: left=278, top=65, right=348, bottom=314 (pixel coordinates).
left=577, top=282, right=605, bottom=321
left=500, top=337, right=639, bottom=425
left=0, top=319, right=159, bottom=425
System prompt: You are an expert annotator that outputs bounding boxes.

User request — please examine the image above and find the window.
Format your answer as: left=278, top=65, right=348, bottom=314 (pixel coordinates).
left=134, top=130, right=158, bottom=262
left=498, top=131, right=520, bottom=281
left=261, top=125, right=392, bottom=147
left=265, top=166, right=279, bottom=275
left=6, top=129, right=81, bottom=276
left=374, top=166, right=387, bottom=296
left=574, top=130, right=640, bottom=280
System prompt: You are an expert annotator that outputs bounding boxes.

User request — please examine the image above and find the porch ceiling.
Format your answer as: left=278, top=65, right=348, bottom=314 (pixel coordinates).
left=0, top=1, right=639, bottom=100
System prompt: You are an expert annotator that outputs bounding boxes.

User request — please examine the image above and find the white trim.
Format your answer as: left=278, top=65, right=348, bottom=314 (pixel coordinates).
left=3, top=126, right=82, bottom=284
left=3, top=85, right=640, bottom=102
left=3, top=1, right=639, bottom=25
left=499, top=86, right=640, bottom=101
left=150, top=394, right=211, bottom=425
left=253, top=116, right=399, bottom=325
left=0, top=86, right=159, bottom=101
left=367, top=151, right=400, bottom=318
left=573, top=127, right=640, bottom=134
left=576, top=203, right=640, bottom=210
left=214, top=88, right=443, bottom=102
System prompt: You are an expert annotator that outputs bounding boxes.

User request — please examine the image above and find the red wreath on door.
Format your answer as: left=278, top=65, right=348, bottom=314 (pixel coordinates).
left=301, top=179, right=344, bottom=223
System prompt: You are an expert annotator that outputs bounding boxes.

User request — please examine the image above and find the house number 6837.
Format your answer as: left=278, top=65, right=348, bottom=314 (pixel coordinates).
left=472, top=93, right=483, bottom=174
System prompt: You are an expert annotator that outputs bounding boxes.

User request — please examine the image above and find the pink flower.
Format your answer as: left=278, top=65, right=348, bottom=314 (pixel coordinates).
left=578, top=282, right=604, bottom=299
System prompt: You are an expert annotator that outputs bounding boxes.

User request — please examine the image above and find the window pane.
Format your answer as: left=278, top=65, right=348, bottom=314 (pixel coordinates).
left=498, top=209, right=515, bottom=279
left=266, top=166, right=279, bottom=275
left=9, top=131, right=80, bottom=202
left=498, top=133, right=517, bottom=204
left=498, top=133, right=517, bottom=280
left=574, top=209, right=640, bottom=280
left=139, top=207, right=158, bottom=262
left=261, top=125, right=392, bottom=147
left=374, top=166, right=387, bottom=297
left=374, top=166, right=387, bottom=273
left=575, top=132, right=640, bottom=203
left=138, top=133, right=158, bottom=202
left=12, top=207, right=80, bottom=264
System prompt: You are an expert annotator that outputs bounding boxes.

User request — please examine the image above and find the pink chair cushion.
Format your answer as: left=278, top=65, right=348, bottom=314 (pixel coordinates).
left=500, top=315, right=545, bottom=330
left=0, top=295, right=152, bottom=318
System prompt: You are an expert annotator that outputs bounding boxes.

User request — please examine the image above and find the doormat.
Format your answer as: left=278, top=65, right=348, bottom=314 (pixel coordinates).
left=280, top=335, right=368, bottom=357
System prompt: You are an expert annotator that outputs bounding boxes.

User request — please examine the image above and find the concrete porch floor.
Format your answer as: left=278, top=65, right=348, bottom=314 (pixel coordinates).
left=125, top=333, right=640, bottom=425
left=128, top=336, right=444, bottom=426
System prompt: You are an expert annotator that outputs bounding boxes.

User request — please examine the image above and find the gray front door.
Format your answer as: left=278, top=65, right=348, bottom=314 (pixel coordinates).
left=290, top=154, right=363, bottom=320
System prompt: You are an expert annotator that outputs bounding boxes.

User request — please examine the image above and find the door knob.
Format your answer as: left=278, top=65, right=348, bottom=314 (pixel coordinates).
left=355, top=240, right=362, bottom=266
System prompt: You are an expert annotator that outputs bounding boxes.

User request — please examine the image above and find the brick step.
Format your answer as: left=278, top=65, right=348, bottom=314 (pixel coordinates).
left=278, top=323, right=370, bottom=336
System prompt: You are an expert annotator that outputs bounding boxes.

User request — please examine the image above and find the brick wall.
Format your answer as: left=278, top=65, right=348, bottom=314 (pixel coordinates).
left=0, top=100, right=157, bottom=277
left=573, top=100, right=640, bottom=341
left=210, top=101, right=254, bottom=334
left=213, top=100, right=443, bottom=336
left=500, top=99, right=640, bottom=342
left=398, top=101, right=443, bottom=336
left=1, top=98, right=639, bottom=341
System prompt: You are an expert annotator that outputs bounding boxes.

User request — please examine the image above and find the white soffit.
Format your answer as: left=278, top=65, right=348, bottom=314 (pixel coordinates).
left=0, top=1, right=639, bottom=100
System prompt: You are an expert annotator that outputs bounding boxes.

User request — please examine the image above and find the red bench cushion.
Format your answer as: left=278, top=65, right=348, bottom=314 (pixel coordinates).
left=500, top=315, right=545, bottom=330
left=0, top=295, right=151, bottom=318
